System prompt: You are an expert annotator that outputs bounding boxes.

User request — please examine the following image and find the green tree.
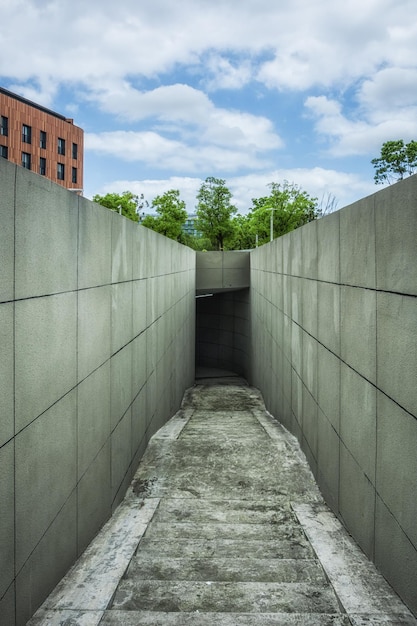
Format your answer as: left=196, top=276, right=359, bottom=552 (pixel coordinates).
left=228, top=214, right=253, bottom=250
left=142, top=189, right=188, bottom=242
left=182, top=233, right=213, bottom=251
left=92, top=190, right=147, bottom=222
left=238, top=181, right=319, bottom=248
left=372, top=140, right=417, bottom=184
left=196, top=177, right=237, bottom=250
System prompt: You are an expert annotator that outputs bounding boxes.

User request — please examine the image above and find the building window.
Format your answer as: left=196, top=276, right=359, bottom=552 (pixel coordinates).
left=22, top=124, right=32, bottom=144
left=0, top=116, right=8, bottom=136
left=58, top=137, right=65, bottom=155
left=0, top=145, right=8, bottom=159
left=72, top=167, right=77, bottom=183
left=39, top=157, right=46, bottom=175
left=57, top=162, right=65, bottom=180
left=22, top=152, right=31, bottom=169
left=40, top=130, right=47, bottom=149
left=72, top=142, right=78, bottom=159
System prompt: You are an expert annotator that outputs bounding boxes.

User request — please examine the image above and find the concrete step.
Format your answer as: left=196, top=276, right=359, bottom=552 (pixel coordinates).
left=183, top=386, right=263, bottom=410
left=110, top=580, right=342, bottom=614
left=153, top=497, right=294, bottom=525
left=125, top=556, right=326, bottom=584
left=135, top=537, right=315, bottom=560
left=143, top=521, right=307, bottom=541
left=181, top=414, right=267, bottom=435
left=101, top=610, right=352, bottom=625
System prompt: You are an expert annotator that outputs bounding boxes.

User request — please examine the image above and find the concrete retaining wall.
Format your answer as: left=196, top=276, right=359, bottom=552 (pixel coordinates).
left=249, top=174, right=417, bottom=615
left=0, top=159, right=196, bottom=625
left=196, top=250, right=250, bottom=295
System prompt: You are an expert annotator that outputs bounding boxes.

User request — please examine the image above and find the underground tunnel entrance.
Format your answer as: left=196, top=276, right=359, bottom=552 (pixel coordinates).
left=195, top=288, right=251, bottom=383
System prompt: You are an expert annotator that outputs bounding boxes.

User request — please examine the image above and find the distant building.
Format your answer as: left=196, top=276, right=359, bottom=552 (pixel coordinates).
left=183, top=213, right=202, bottom=238
left=0, top=86, right=84, bottom=193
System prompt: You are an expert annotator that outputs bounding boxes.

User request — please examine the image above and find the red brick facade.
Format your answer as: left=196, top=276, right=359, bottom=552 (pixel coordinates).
left=0, top=86, right=84, bottom=192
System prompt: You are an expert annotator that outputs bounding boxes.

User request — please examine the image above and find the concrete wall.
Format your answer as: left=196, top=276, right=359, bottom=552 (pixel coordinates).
left=196, top=289, right=251, bottom=379
left=0, top=158, right=196, bottom=625
left=196, top=250, right=250, bottom=295
left=249, top=174, right=417, bottom=615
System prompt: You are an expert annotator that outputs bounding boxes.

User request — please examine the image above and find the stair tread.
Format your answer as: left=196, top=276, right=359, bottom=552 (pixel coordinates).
left=125, top=556, right=326, bottom=583
left=154, top=497, right=294, bottom=525
left=144, top=521, right=306, bottom=540
left=111, top=580, right=342, bottom=613
left=136, top=537, right=314, bottom=559
left=102, top=610, right=352, bottom=625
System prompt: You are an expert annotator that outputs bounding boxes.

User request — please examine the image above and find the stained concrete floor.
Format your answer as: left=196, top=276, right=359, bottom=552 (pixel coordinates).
left=28, top=374, right=417, bottom=625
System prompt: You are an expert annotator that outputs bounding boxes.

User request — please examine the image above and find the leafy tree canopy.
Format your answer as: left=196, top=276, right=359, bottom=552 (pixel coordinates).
left=371, top=140, right=417, bottom=184
left=92, top=190, right=147, bottom=222
left=235, top=181, right=320, bottom=248
left=142, top=189, right=188, bottom=242
left=196, top=176, right=237, bottom=250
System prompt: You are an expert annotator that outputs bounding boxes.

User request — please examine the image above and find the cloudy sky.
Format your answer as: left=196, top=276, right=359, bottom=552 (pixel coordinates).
left=1, top=0, right=416, bottom=214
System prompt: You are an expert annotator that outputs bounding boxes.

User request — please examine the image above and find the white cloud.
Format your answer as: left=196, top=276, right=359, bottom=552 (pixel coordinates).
left=358, top=68, right=417, bottom=124
left=203, top=55, right=253, bottom=91
left=96, top=176, right=203, bottom=213
left=86, top=129, right=274, bottom=172
left=2, top=0, right=416, bottom=93
left=89, top=83, right=210, bottom=123
left=2, top=0, right=416, bottom=215
left=227, top=168, right=375, bottom=213
left=88, top=82, right=282, bottom=151
left=305, top=86, right=417, bottom=157
left=84, top=81, right=283, bottom=172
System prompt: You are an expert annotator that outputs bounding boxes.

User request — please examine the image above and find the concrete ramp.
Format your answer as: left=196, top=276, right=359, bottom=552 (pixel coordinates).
left=28, top=381, right=416, bottom=625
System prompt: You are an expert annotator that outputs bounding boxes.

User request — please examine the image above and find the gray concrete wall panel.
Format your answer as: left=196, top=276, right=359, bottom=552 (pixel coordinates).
left=15, top=292, right=77, bottom=432
left=339, top=445, right=375, bottom=559
left=249, top=175, right=417, bottom=616
left=0, top=441, right=14, bottom=600
left=15, top=493, right=77, bottom=626
left=111, top=281, right=133, bottom=354
left=77, top=285, right=111, bottom=381
left=196, top=250, right=250, bottom=293
left=340, top=286, right=377, bottom=384
left=0, top=585, right=15, bottom=626
left=375, top=175, right=417, bottom=295
left=317, top=210, right=340, bottom=282
left=0, top=159, right=15, bottom=303
left=77, top=441, right=111, bottom=556
left=340, top=365, right=376, bottom=483
left=111, top=212, right=134, bottom=283
left=78, top=197, right=112, bottom=289
left=77, top=363, right=111, bottom=478
left=377, top=291, right=417, bottom=417
left=1, top=159, right=196, bottom=625
left=340, top=195, right=376, bottom=289
left=376, top=392, right=417, bottom=548
left=317, top=282, right=340, bottom=353
left=375, top=495, right=417, bottom=615
left=301, top=220, right=318, bottom=279
left=111, top=408, right=133, bottom=504
left=317, top=344, right=340, bottom=432
left=15, top=166, right=78, bottom=299
left=0, top=303, right=14, bottom=447
left=317, top=408, right=339, bottom=511
left=15, top=390, right=77, bottom=573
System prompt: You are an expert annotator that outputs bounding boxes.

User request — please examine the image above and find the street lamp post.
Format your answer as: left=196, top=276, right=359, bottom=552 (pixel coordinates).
left=266, top=206, right=275, bottom=242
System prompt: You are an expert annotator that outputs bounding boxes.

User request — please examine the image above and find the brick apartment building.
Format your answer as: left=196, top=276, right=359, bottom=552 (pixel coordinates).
left=0, top=86, right=84, bottom=192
